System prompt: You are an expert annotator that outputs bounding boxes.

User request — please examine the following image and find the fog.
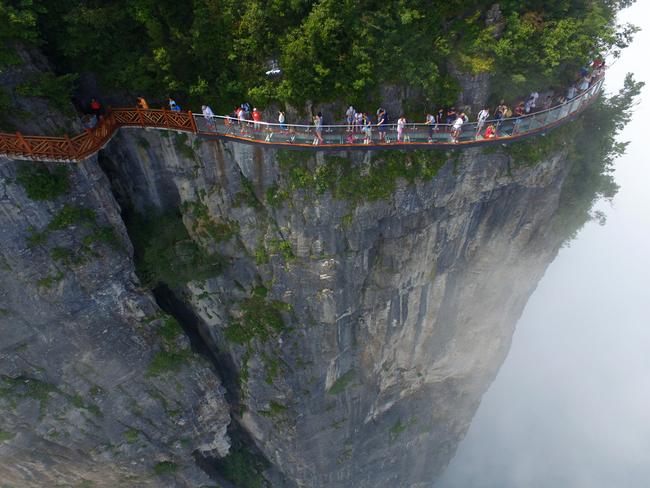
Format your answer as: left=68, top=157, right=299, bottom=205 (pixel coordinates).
left=436, top=3, right=650, bottom=487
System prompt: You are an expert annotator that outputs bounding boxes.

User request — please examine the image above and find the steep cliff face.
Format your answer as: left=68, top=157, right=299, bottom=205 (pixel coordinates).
left=0, top=155, right=230, bottom=487
left=97, top=128, right=573, bottom=487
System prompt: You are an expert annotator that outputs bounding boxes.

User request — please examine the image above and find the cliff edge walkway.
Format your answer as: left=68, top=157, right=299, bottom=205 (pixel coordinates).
left=0, top=77, right=603, bottom=163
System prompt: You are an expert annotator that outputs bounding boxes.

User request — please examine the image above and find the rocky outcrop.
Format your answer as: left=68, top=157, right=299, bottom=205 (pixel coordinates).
left=0, top=44, right=82, bottom=135
left=0, top=155, right=230, bottom=487
left=98, top=127, right=574, bottom=487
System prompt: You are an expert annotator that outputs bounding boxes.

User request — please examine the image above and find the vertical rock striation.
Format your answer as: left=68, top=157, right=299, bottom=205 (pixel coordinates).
left=0, top=155, right=230, bottom=487
left=99, top=128, right=575, bottom=487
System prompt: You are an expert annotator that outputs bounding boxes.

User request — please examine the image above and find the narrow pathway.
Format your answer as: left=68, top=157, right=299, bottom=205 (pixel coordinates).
left=0, top=77, right=604, bottom=163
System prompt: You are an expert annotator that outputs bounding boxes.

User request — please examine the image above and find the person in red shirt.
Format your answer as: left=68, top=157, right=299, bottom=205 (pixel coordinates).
left=485, top=124, right=497, bottom=139
left=252, top=108, right=262, bottom=130
left=90, top=98, right=102, bottom=117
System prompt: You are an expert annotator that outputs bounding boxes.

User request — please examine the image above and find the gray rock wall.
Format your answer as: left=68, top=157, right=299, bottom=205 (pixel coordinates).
left=0, top=155, right=230, bottom=487
left=99, top=128, right=573, bottom=487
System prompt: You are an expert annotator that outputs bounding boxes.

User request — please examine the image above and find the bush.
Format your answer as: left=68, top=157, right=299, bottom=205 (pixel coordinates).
left=127, top=211, right=222, bottom=288
left=147, top=350, right=191, bottom=376
left=48, top=205, right=95, bottom=231
left=153, top=461, right=178, bottom=476
left=327, top=369, right=355, bottom=395
left=16, top=165, right=69, bottom=201
left=214, top=444, right=269, bottom=488
left=15, top=72, right=78, bottom=114
left=224, top=296, right=287, bottom=345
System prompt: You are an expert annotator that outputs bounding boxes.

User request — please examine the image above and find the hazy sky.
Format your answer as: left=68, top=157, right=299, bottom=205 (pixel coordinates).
left=437, top=3, right=650, bottom=487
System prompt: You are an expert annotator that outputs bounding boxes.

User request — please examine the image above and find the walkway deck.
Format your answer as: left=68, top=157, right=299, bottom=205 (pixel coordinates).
left=0, top=77, right=603, bottom=163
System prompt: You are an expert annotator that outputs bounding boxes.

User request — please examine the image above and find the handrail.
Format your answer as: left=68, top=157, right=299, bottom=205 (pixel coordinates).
left=0, top=75, right=604, bottom=162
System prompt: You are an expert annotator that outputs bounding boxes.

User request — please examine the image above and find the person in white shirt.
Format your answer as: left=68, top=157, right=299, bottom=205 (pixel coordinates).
left=346, top=106, right=355, bottom=132
left=476, top=107, right=489, bottom=137
left=397, top=116, right=407, bottom=142
left=425, top=113, right=435, bottom=142
left=202, top=105, right=215, bottom=129
left=452, top=115, right=464, bottom=143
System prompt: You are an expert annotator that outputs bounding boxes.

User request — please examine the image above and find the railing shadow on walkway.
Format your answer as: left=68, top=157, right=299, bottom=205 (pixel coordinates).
left=0, top=77, right=604, bottom=163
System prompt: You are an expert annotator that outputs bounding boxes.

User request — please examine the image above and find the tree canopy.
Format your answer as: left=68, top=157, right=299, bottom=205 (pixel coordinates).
left=0, top=0, right=638, bottom=113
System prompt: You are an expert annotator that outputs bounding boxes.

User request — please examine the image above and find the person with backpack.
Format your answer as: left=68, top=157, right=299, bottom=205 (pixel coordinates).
left=168, top=98, right=181, bottom=111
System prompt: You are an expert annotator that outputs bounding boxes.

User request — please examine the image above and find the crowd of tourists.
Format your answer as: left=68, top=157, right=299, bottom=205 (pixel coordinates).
left=86, top=57, right=605, bottom=146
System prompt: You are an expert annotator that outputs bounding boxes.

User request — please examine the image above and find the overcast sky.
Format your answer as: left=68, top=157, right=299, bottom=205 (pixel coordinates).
left=436, top=2, right=650, bottom=487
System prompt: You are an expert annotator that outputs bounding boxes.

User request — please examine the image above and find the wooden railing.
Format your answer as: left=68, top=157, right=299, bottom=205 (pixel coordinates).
left=0, top=109, right=196, bottom=162
left=0, top=76, right=604, bottom=162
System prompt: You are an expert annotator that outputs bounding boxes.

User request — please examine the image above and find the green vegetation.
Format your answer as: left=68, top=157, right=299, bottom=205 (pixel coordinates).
left=213, top=443, right=269, bottom=488
left=501, top=73, right=643, bottom=245
left=16, top=165, right=69, bottom=201
left=173, top=133, right=195, bottom=160
left=68, top=393, right=102, bottom=417
left=181, top=199, right=237, bottom=244
left=550, top=73, right=644, bottom=243
left=0, top=1, right=634, bottom=114
left=265, top=185, right=289, bottom=208
left=223, top=295, right=288, bottom=345
left=274, top=150, right=447, bottom=207
left=51, top=246, right=74, bottom=264
left=0, top=376, right=57, bottom=410
left=36, top=271, right=63, bottom=288
left=82, top=225, right=119, bottom=250
left=259, top=400, right=287, bottom=418
left=147, top=350, right=192, bottom=376
left=153, top=461, right=178, bottom=476
left=0, top=429, right=14, bottom=442
left=262, top=353, right=281, bottom=385
left=26, top=203, right=119, bottom=269
left=267, top=238, right=294, bottom=260
left=254, top=240, right=270, bottom=265
left=47, top=205, right=95, bottom=230
left=156, top=315, right=183, bottom=345
left=127, top=210, right=222, bottom=288
left=26, top=228, right=47, bottom=247
left=0, top=1, right=43, bottom=67
left=233, top=176, right=261, bottom=209
left=89, top=386, right=103, bottom=398
left=389, top=418, right=408, bottom=442
left=327, top=369, right=355, bottom=395
left=16, top=72, right=78, bottom=114
left=124, top=428, right=139, bottom=444
left=144, top=314, right=196, bottom=377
